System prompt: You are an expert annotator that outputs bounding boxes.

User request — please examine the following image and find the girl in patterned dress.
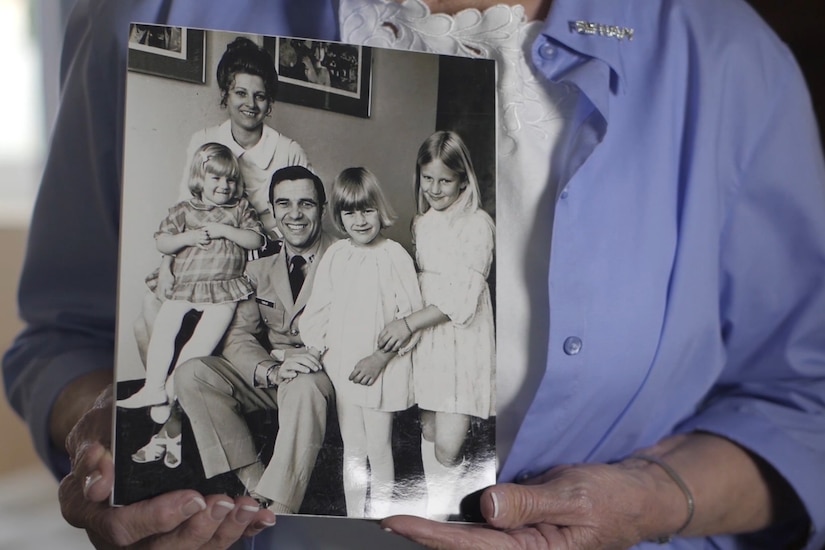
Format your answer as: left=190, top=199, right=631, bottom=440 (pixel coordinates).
left=379, top=131, right=496, bottom=518
left=118, top=142, right=264, bottom=410
left=300, top=167, right=423, bottom=518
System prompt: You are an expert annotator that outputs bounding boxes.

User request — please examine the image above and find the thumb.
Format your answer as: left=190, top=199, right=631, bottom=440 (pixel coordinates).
left=481, top=482, right=567, bottom=530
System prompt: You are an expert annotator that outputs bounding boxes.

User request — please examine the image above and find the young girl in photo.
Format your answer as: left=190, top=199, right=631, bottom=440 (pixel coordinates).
left=300, top=167, right=423, bottom=518
left=118, top=142, right=264, bottom=412
left=378, top=130, right=496, bottom=518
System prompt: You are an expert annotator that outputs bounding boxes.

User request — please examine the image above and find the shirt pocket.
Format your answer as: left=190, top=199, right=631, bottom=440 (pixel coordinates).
left=255, top=294, right=286, bottom=328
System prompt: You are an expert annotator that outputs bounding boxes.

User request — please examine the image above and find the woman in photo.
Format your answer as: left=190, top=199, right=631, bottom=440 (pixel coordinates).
left=130, top=35, right=313, bottom=465
left=175, top=36, right=309, bottom=238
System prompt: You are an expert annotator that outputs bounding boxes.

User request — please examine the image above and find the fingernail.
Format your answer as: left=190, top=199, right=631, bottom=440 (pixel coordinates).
left=83, top=471, right=103, bottom=499
left=254, top=518, right=277, bottom=529
left=236, top=504, right=259, bottom=524
left=383, top=527, right=394, bottom=533
left=75, top=443, right=91, bottom=465
left=490, top=490, right=500, bottom=519
left=182, top=497, right=207, bottom=517
left=211, top=500, right=234, bottom=521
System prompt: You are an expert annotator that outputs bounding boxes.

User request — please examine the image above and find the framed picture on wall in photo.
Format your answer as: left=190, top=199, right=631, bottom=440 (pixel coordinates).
left=127, top=24, right=206, bottom=84
left=264, top=37, right=373, bottom=118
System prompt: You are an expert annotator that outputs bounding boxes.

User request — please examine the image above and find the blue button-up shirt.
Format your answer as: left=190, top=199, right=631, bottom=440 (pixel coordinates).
left=502, top=3, right=825, bottom=549
left=4, top=0, right=824, bottom=548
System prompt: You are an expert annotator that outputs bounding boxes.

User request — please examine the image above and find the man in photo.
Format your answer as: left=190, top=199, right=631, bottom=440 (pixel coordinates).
left=173, top=165, right=337, bottom=514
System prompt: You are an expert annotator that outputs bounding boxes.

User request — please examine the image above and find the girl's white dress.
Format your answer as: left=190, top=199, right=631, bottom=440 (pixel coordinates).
left=413, top=204, right=496, bottom=419
left=300, top=238, right=423, bottom=411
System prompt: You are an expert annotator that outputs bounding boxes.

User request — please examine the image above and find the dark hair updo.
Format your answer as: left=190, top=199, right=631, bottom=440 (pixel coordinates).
left=216, top=37, right=279, bottom=107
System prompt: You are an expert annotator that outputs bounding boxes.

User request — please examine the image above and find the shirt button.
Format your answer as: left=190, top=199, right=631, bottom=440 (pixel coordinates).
left=560, top=189, right=569, bottom=199
left=538, top=42, right=557, bottom=60
left=563, top=336, right=582, bottom=355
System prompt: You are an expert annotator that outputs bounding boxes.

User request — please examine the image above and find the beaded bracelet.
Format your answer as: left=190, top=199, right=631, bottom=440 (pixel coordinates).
left=632, top=454, right=695, bottom=544
left=402, top=317, right=413, bottom=334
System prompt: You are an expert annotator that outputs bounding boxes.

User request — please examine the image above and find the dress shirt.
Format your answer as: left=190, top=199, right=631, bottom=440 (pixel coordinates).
left=3, top=0, right=825, bottom=548
left=505, top=2, right=825, bottom=549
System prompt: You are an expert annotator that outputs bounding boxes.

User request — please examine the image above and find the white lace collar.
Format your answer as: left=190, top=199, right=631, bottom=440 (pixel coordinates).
left=339, top=0, right=535, bottom=58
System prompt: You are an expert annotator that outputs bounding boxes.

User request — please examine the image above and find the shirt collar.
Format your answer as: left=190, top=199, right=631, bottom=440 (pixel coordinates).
left=284, top=239, right=321, bottom=265
left=536, top=0, right=635, bottom=117
left=217, top=119, right=280, bottom=170
left=542, top=0, right=632, bottom=81
left=188, top=196, right=239, bottom=210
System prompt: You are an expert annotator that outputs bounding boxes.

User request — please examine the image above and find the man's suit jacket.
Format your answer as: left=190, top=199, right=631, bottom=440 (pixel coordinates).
left=220, top=231, right=338, bottom=383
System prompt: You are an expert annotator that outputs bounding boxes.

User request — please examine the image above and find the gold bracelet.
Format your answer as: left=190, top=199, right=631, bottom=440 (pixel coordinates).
left=632, top=454, right=695, bottom=544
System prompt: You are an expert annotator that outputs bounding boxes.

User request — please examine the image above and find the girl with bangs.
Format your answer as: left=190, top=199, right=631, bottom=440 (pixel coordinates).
left=300, top=167, right=423, bottom=517
left=117, top=143, right=264, bottom=425
left=379, top=130, right=496, bottom=518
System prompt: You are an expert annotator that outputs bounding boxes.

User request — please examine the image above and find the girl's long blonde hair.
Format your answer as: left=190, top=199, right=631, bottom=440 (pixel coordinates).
left=414, top=130, right=482, bottom=215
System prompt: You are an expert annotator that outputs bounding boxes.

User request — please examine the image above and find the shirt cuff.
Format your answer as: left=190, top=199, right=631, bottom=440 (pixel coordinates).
left=253, top=359, right=279, bottom=388
left=677, top=398, right=825, bottom=549
left=7, top=347, right=113, bottom=479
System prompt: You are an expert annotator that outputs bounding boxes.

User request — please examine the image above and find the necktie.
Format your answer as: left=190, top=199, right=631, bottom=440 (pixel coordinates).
left=288, top=256, right=307, bottom=302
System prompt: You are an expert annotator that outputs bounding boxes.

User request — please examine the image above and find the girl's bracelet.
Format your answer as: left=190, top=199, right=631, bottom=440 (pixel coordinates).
left=402, top=317, right=413, bottom=334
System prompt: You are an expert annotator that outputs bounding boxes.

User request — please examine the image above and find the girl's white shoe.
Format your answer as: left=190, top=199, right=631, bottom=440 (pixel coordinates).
left=131, top=433, right=183, bottom=469
left=117, top=387, right=167, bottom=409
left=163, top=434, right=182, bottom=468
left=131, top=434, right=167, bottom=463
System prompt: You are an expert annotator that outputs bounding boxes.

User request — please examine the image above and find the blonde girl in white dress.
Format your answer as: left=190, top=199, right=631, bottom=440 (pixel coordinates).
left=300, top=167, right=423, bottom=518
left=379, top=130, right=496, bottom=517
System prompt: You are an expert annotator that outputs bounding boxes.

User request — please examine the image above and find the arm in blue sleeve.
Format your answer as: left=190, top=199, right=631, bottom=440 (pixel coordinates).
left=2, top=0, right=341, bottom=479
left=1, top=0, right=130, bottom=478
left=678, top=53, right=825, bottom=548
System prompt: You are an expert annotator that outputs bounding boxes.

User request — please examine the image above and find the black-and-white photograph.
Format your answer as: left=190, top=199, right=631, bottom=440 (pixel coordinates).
left=113, top=27, right=496, bottom=521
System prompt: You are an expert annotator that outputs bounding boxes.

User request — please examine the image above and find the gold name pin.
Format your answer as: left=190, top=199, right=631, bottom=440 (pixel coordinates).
left=570, top=20, right=635, bottom=41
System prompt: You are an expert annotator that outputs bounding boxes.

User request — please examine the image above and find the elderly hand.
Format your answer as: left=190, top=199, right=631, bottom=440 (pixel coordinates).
left=59, top=385, right=277, bottom=549
left=381, top=460, right=689, bottom=550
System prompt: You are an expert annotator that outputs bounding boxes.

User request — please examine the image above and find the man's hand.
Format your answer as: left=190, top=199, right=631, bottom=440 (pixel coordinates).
left=381, top=461, right=689, bottom=550
left=277, top=351, right=323, bottom=383
left=59, top=384, right=277, bottom=549
left=349, top=350, right=393, bottom=386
